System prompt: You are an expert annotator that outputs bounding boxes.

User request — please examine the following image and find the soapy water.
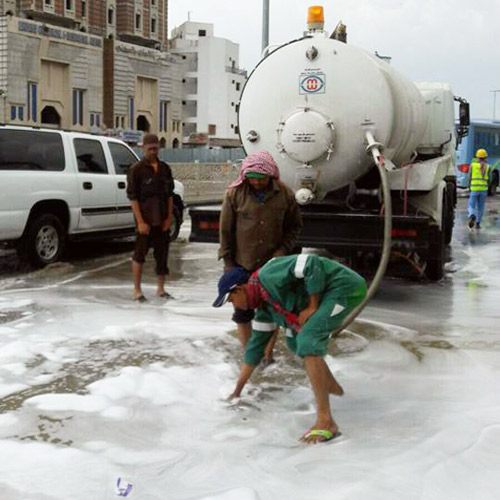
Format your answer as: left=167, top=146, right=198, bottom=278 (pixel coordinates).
left=0, top=215, right=499, bottom=500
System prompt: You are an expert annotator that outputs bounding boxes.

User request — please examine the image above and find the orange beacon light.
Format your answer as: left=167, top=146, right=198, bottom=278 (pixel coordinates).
left=307, top=6, right=325, bottom=30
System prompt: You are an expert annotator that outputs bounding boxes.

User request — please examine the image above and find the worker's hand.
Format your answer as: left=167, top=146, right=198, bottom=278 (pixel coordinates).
left=273, top=249, right=286, bottom=258
left=137, top=222, right=150, bottom=235
left=162, top=218, right=172, bottom=233
left=298, top=306, right=317, bottom=326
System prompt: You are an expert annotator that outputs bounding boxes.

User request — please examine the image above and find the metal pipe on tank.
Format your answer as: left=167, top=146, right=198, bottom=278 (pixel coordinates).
left=262, top=0, right=270, bottom=54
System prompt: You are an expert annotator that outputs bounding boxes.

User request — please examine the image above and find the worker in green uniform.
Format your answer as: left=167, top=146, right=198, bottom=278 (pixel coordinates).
left=213, top=254, right=367, bottom=444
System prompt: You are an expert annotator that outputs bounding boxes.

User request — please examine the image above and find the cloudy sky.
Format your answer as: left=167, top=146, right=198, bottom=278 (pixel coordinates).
left=169, top=0, right=500, bottom=120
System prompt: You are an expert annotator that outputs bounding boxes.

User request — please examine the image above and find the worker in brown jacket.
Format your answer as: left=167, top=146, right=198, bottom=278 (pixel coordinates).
left=218, top=151, right=303, bottom=362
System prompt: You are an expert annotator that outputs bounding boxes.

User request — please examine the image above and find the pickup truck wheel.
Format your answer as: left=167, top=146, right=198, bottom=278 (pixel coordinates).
left=169, top=206, right=182, bottom=241
left=19, top=214, right=66, bottom=267
left=488, top=170, right=498, bottom=196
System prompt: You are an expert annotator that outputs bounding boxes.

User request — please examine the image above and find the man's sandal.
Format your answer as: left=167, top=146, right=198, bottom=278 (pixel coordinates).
left=302, top=429, right=341, bottom=442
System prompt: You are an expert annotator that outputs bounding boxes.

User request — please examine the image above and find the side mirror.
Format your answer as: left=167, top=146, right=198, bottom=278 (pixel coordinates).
left=459, top=102, right=470, bottom=128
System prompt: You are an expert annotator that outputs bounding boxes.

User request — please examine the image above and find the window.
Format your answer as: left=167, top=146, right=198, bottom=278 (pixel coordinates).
left=27, top=82, right=37, bottom=122
left=208, top=124, right=216, bottom=135
left=128, top=97, right=134, bottom=129
left=74, top=139, right=108, bottom=174
left=151, top=0, right=156, bottom=5
left=236, top=82, right=240, bottom=91
left=109, top=142, right=138, bottom=175
left=10, top=106, right=16, bottom=121
left=66, top=0, right=72, bottom=10
left=198, top=29, right=206, bottom=37
left=0, top=130, right=64, bottom=171
left=159, top=101, right=168, bottom=132
left=135, top=13, right=141, bottom=30
left=121, top=116, right=125, bottom=128
left=18, top=106, right=24, bottom=121
left=72, top=89, right=84, bottom=126
left=81, top=1, right=86, bottom=17
left=235, top=126, right=239, bottom=134
left=108, top=8, right=114, bottom=25
left=45, top=0, right=51, bottom=5
left=90, top=112, right=100, bottom=127
left=151, top=17, right=156, bottom=34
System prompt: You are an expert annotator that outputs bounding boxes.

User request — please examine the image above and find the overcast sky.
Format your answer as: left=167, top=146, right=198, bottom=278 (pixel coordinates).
left=169, top=0, right=500, bottom=121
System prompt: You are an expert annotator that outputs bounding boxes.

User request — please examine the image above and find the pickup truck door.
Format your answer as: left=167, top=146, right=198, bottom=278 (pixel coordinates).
left=74, top=137, right=118, bottom=230
left=107, top=141, right=138, bottom=228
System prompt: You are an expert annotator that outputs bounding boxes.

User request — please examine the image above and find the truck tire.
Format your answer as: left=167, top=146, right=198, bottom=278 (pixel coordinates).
left=488, top=170, right=498, bottom=196
left=444, top=183, right=455, bottom=246
left=426, top=227, right=445, bottom=281
left=169, top=206, right=182, bottom=241
left=18, top=213, right=66, bottom=268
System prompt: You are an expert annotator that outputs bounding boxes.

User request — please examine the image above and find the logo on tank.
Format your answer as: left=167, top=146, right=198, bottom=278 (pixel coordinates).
left=299, top=73, right=325, bottom=94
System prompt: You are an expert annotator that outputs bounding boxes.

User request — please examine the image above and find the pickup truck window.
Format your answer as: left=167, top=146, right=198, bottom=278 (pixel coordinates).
left=0, top=129, right=64, bottom=171
left=74, top=138, right=108, bottom=174
left=109, top=142, right=138, bottom=175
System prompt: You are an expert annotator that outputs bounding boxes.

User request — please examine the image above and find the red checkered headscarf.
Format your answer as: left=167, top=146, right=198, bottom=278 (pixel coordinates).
left=229, top=151, right=280, bottom=189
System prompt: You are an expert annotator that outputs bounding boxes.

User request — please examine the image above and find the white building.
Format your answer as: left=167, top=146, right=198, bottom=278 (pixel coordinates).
left=170, top=21, right=246, bottom=147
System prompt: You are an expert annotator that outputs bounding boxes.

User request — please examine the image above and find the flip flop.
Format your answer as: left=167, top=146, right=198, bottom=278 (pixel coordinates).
left=134, top=295, right=147, bottom=303
left=158, top=292, right=174, bottom=299
left=302, top=429, right=341, bottom=442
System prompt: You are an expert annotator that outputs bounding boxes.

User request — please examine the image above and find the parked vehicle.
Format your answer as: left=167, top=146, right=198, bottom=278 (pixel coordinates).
left=189, top=7, right=469, bottom=281
left=0, top=125, right=184, bottom=267
left=455, top=120, right=500, bottom=195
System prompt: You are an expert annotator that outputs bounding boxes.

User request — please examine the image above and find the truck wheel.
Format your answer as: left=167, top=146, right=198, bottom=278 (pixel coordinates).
left=488, top=171, right=498, bottom=196
left=19, top=214, right=66, bottom=268
left=444, top=183, right=455, bottom=246
left=169, top=206, right=182, bottom=241
left=426, top=228, right=445, bottom=281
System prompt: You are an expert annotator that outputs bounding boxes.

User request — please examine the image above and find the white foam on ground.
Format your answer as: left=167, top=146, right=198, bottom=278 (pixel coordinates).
left=0, top=235, right=499, bottom=500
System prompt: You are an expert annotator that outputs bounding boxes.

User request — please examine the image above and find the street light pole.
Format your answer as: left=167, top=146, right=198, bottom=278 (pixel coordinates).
left=491, top=90, right=500, bottom=122
left=262, top=0, right=270, bottom=54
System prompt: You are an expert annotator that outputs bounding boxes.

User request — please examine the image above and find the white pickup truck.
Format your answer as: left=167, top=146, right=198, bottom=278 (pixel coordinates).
left=0, top=125, right=184, bottom=267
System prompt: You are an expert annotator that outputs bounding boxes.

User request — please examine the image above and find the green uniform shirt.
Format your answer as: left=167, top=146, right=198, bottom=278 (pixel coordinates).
left=244, top=254, right=367, bottom=365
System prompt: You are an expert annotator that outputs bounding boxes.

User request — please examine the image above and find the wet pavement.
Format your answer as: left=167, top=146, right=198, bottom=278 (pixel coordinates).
left=0, top=197, right=499, bottom=500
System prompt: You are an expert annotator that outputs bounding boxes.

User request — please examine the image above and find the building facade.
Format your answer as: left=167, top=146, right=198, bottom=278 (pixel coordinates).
left=0, top=0, right=182, bottom=146
left=170, top=21, right=247, bottom=148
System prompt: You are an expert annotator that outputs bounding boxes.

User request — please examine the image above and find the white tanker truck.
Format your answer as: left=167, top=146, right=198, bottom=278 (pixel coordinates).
left=189, top=6, right=469, bottom=281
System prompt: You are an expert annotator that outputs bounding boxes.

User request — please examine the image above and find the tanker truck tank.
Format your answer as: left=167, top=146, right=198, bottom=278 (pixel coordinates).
left=188, top=6, right=465, bottom=284
left=239, top=32, right=430, bottom=202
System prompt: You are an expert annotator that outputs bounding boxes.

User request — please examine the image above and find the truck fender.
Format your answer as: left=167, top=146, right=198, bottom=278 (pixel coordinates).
left=408, top=180, right=446, bottom=229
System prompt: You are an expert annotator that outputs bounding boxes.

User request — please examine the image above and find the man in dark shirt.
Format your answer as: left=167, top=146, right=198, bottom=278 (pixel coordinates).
left=126, top=133, right=174, bottom=301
